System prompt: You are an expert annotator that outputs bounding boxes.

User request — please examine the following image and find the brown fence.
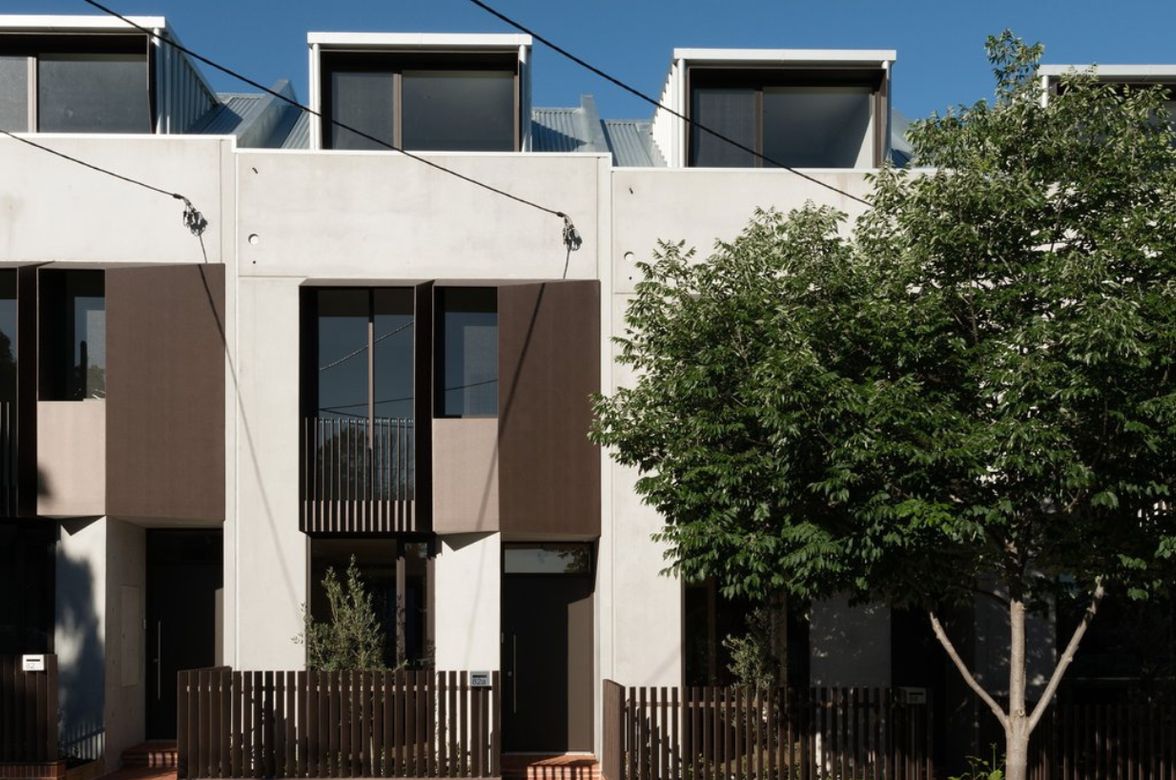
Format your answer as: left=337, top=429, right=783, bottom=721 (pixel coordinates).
left=1029, top=702, right=1176, bottom=780
left=603, top=681, right=932, bottom=780
left=177, top=668, right=498, bottom=779
left=0, top=655, right=58, bottom=764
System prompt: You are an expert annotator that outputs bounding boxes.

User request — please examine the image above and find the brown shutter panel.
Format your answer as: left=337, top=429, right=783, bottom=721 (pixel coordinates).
left=105, top=264, right=226, bottom=523
left=497, top=280, right=600, bottom=537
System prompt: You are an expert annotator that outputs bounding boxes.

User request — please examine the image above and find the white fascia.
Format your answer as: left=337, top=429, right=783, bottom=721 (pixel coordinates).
left=1039, top=64, right=1176, bottom=81
left=306, top=32, right=531, bottom=51
left=672, top=47, right=897, bottom=67
left=0, top=15, right=166, bottom=32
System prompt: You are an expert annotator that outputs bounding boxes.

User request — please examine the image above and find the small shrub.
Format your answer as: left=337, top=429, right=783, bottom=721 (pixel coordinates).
left=294, top=555, right=386, bottom=670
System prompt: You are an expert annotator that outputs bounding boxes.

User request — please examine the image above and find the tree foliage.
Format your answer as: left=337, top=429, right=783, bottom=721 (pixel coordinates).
left=592, top=31, right=1176, bottom=776
left=297, top=556, right=387, bottom=671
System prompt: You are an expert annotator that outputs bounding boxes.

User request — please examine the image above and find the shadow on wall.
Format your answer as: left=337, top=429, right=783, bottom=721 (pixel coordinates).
left=56, top=521, right=105, bottom=763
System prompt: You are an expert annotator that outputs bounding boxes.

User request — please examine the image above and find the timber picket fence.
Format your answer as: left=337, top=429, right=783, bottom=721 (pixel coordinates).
left=0, top=654, right=58, bottom=765
left=1029, top=701, right=1176, bottom=780
left=177, top=668, right=499, bottom=779
left=603, top=681, right=933, bottom=780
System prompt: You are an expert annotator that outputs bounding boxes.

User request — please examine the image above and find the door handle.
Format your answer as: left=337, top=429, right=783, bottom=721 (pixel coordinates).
left=512, top=634, right=517, bottom=714
left=155, top=620, right=162, bottom=700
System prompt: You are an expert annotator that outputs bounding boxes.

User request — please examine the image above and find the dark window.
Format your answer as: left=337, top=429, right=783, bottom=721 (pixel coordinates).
left=690, top=87, right=757, bottom=167
left=328, top=70, right=395, bottom=150
left=37, top=53, right=150, bottom=133
left=689, top=69, right=879, bottom=168
left=40, top=270, right=105, bottom=401
left=0, top=56, right=28, bottom=132
left=0, top=271, right=16, bottom=405
left=401, top=70, right=515, bottom=151
left=503, top=543, right=593, bottom=575
left=308, top=538, right=433, bottom=669
left=320, top=53, right=518, bottom=152
left=436, top=287, right=497, bottom=418
left=0, top=520, right=56, bottom=655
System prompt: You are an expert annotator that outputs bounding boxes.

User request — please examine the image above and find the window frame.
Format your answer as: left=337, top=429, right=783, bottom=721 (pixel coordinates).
left=433, top=285, right=499, bottom=420
left=319, top=51, right=521, bottom=152
left=38, top=268, right=106, bottom=402
left=686, top=65, right=886, bottom=169
left=0, top=32, right=154, bottom=133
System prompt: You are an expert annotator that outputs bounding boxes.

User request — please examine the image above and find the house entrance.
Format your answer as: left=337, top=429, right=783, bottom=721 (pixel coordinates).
left=145, top=529, right=222, bottom=739
left=501, top=543, right=594, bottom=753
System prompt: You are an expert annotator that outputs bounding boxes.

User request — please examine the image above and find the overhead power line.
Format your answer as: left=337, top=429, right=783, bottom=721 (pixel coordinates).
left=465, top=0, right=874, bottom=208
left=80, top=0, right=582, bottom=251
left=0, top=128, right=209, bottom=236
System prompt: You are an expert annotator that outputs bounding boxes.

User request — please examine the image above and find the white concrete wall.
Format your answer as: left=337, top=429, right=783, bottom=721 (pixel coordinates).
left=103, top=519, right=145, bottom=767
left=434, top=533, right=500, bottom=671
left=233, top=277, right=305, bottom=669
left=0, top=135, right=231, bottom=266
left=56, top=517, right=107, bottom=763
left=38, top=401, right=106, bottom=517
left=809, top=597, right=892, bottom=687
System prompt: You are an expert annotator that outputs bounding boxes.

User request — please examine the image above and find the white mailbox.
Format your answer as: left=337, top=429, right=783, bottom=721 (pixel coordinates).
left=21, top=654, right=46, bottom=672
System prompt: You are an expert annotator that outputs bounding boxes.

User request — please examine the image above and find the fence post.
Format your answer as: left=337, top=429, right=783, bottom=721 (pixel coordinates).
left=603, top=680, right=625, bottom=780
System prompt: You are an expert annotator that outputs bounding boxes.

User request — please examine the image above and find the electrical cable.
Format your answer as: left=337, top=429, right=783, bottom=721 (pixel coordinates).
left=465, top=0, right=875, bottom=207
left=80, top=0, right=582, bottom=250
left=0, top=128, right=209, bottom=235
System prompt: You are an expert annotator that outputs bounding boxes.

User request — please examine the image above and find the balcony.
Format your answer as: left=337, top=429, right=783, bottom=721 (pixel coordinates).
left=300, top=415, right=417, bottom=534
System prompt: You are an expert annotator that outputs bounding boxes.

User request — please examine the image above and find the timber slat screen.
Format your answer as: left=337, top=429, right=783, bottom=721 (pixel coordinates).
left=177, top=668, right=498, bottom=779
left=602, top=680, right=933, bottom=780
left=1028, top=702, right=1176, bottom=780
left=0, top=655, right=58, bottom=764
left=301, top=416, right=416, bottom=534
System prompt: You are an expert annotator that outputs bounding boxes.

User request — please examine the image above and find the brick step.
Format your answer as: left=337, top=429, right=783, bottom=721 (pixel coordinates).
left=502, top=754, right=600, bottom=780
left=119, top=743, right=177, bottom=770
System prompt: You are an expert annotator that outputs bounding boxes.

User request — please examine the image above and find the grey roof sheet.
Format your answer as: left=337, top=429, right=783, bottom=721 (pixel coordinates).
left=602, top=119, right=665, bottom=167
left=195, top=80, right=303, bottom=148
left=283, top=112, right=311, bottom=149
left=531, top=95, right=666, bottom=166
left=531, top=105, right=596, bottom=154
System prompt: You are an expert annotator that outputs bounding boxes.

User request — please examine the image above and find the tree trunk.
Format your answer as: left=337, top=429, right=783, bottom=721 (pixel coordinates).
left=1006, top=597, right=1029, bottom=780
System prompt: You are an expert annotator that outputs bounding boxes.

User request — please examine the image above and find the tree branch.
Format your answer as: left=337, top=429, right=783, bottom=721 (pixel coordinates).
left=1027, top=580, right=1106, bottom=733
left=929, top=610, right=1009, bottom=730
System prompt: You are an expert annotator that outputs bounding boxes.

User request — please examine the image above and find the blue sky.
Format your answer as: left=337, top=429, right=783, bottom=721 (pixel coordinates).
left=11, top=0, right=1176, bottom=121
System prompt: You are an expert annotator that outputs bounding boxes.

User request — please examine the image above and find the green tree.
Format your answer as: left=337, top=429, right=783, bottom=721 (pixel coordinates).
left=592, top=33, right=1176, bottom=779
left=296, top=556, right=386, bottom=671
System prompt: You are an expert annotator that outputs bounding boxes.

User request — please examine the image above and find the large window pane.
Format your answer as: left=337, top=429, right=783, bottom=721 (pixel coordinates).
left=0, top=57, right=28, bottom=132
left=690, top=87, right=757, bottom=167
left=402, top=70, right=515, bottom=151
left=0, top=272, right=15, bottom=404
left=38, top=53, right=150, bottom=133
left=437, top=287, right=497, bottom=417
left=328, top=70, right=395, bottom=150
left=763, top=87, right=872, bottom=168
left=315, top=289, right=369, bottom=419
left=39, top=270, right=104, bottom=401
left=372, top=289, right=414, bottom=420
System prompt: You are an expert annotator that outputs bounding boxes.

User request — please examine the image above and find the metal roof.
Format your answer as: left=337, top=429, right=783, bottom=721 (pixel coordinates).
left=195, top=81, right=305, bottom=148
left=602, top=120, right=666, bottom=167
left=1040, top=64, right=1176, bottom=80
left=530, top=95, right=666, bottom=166
left=283, top=113, right=311, bottom=150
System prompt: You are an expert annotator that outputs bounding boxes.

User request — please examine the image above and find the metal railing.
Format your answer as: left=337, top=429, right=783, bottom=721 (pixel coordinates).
left=301, top=416, right=416, bottom=534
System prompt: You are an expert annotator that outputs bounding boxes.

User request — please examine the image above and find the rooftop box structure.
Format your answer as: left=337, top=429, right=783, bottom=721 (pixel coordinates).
left=0, top=15, right=218, bottom=135
left=651, top=48, right=896, bottom=169
left=307, top=32, right=533, bottom=152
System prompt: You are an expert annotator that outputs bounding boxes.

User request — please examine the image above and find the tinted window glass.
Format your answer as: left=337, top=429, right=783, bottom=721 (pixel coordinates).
left=503, top=544, right=592, bottom=574
left=762, top=87, right=872, bottom=168
left=437, top=287, right=497, bottom=417
left=315, top=289, right=369, bottom=419
left=38, top=53, right=150, bottom=133
left=690, top=87, right=756, bottom=167
left=402, top=70, right=515, bottom=151
left=40, top=270, right=104, bottom=401
left=0, top=57, right=28, bottom=132
left=0, top=272, right=15, bottom=404
left=372, top=288, right=414, bottom=420
left=328, top=70, right=395, bottom=150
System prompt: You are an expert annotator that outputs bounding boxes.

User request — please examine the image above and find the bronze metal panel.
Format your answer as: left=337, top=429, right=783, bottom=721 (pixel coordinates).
left=497, top=281, right=600, bottom=537
left=16, top=266, right=36, bottom=518
left=105, top=265, right=225, bottom=523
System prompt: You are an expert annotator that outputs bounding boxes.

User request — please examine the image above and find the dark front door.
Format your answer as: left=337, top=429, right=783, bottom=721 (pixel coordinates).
left=146, top=530, right=222, bottom=739
left=501, top=544, right=594, bottom=753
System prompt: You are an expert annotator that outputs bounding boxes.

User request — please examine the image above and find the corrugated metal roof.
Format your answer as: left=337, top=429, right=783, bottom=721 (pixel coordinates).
left=531, top=106, right=595, bottom=154
left=195, top=81, right=305, bottom=148
left=283, top=113, right=311, bottom=150
left=602, top=119, right=665, bottom=167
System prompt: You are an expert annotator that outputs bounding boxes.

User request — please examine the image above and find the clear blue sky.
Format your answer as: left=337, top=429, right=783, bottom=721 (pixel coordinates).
left=11, top=0, right=1176, bottom=121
